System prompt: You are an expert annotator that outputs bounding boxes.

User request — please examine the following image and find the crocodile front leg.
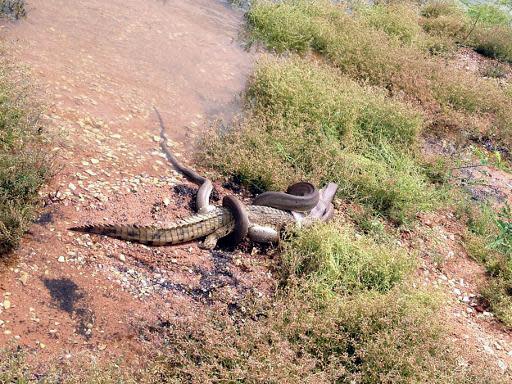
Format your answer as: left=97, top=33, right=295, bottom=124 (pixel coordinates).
left=200, top=224, right=234, bottom=250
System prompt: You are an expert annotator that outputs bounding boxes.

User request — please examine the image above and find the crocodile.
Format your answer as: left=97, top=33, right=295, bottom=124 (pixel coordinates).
left=70, top=204, right=296, bottom=249
left=69, top=107, right=338, bottom=249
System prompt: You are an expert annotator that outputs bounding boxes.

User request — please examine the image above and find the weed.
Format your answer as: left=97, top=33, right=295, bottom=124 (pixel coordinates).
left=148, top=285, right=507, bottom=383
left=463, top=202, right=512, bottom=326
left=489, top=204, right=512, bottom=255
left=248, top=0, right=512, bottom=145
left=361, top=3, right=423, bottom=45
left=0, top=59, right=51, bottom=256
left=281, top=222, right=413, bottom=296
left=470, top=25, right=512, bottom=63
left=467, top=3, right=511, bottom=27
left=420, top=0, right=469, bottom=41
left=480, top=62, right=509, bottom=78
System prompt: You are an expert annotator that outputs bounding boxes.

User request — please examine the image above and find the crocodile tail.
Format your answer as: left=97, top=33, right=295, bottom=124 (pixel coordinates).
left=69, top=224, right=175, bottom=246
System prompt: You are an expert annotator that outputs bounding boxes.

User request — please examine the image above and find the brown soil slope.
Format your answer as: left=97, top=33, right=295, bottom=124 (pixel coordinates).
left=0, top=0, right=258, bottom=364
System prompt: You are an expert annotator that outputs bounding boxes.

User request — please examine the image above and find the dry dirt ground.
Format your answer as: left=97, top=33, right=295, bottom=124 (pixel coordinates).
left=0, top=0, right=266, bottom=366
left=1, top=0, right=512, bottom=377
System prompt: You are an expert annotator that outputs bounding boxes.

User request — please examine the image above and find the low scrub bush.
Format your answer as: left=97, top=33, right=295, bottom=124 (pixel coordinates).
left=361, top=3, right=423, bottom=45
left=281, top=222, right=414, bottom=295
left=469, top=25, right=512, bottom=63
left=0, top=61, right=50, bottom=255
left=464, top=203, right=512, bottom=326
left=150, top=285, right=506, bottom=383
left=467, top=3, right=511, bottom=27
left=419, top=1, right=470, bottom=48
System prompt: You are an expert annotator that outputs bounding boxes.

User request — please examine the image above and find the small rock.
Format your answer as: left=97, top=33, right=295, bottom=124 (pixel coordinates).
left=153, top=135, right=160, bottom=142
left=483, top=345, right=494, bottom=354
left=3, top=330, right=12, bottom=335
left=68, top=183, right=77, bottom=191
left=98, top=344, right=107, bottom=351
left=3, top=299, right=11, bottom=310
left=58, top=256, right=66, bottom=263
left=19, top=272, right=29, bottom=286
left=453, top=288, right=461, bottom=295
left=163, top=197, right=171, bottom=207
left=90, top=158, right=100, bottom=164
left=498, top=360, right=507, bottom=371
left=119, top=254, right=126, bottom=262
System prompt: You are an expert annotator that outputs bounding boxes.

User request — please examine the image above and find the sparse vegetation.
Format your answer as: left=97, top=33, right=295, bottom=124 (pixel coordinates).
left=281, top=222, right=414, bottom=295
left=247, top=0, right=512, bottom=146
left=203, top=56, right=438, bottom=223
left=0, top=0, right=26, bottom=19
left=0, top=59, right=50, bottom=256
left=149, top=286, right=507, bottom=384
left=465, top=203, right=512, bottom=326
left=199, top=1, right=512, bottom=381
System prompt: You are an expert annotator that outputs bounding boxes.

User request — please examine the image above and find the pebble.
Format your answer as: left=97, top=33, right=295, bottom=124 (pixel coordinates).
left=19, top=272, right=29, bottom=286
left=58, top=256, right=66, bottom=263
left=497, top=360, right=507, bottom=371
left=90, top=158, right=100, bottom=164
left=119, top=254, right=126, bottom=262
left=3, top=299, right=11, bottom=310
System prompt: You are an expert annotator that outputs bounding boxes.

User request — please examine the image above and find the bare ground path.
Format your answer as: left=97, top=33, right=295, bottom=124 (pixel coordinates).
left=0, top=0, right=265, bottom=366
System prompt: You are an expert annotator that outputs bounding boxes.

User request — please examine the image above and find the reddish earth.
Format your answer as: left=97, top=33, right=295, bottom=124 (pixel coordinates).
left=0, top=0, right=264, bottom=366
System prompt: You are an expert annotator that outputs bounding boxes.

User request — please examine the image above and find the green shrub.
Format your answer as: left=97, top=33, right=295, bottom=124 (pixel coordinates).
left=0, top=61, right=50, bottom=255
left=480, top=62, right=510, bottom=78
left=467, top=3, right=511, bottom=26
left=247, top=0, right=512, bottom=145
left=247, top=0, right=329, bottom=53
left=420, top=1, right=469, bottom=41
left=247, top=56, right=422, bottom=149
left=282, top=222, right=414, bottom=295
left=470, top=25, right=512, bottom=63
left=463, top=203, right=512, bottom=326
